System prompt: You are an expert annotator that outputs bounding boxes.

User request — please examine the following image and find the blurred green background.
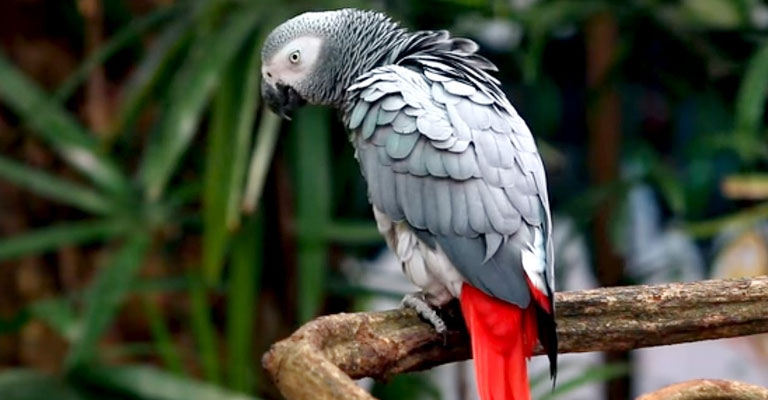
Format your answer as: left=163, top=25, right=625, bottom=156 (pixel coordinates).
left=0, top=0, right=766, bottom=399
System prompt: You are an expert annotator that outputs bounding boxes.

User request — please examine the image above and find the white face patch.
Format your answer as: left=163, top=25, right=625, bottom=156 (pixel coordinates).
left=262, top=35, right=324, bottom=87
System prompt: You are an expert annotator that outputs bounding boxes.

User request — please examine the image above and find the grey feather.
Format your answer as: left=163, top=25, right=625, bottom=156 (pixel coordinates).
left=386, top=131, right=420, bottom=159
left=363, top=89, right=388, bottom=102
left=424, top=146, right=448, bottom=177
left=423, top=232, right=531, bottom=308
left=416, top=114, right=453, bottom=141
left=483, top=232, right=503, bottom=263
left=423, top=177, right=440, bottom=233
left=349, top=100, right=370, bottom=129
left=391, top=112, right=417, bottom=133
left=444, top=103, right=471, bottom=140
left=378, top=108, right=399, bottom=125
left=430, top=136, right=457, bottom=150
left=407, top=139, right=429, bottom=176
left=424, top=69, right=451, bottom=82
left=450, top=181, right=470, bottom=235
left=403, top=174, right=426, bottom=228
left=434, top=178, right=452, bottom=235
left=381, top=95, right=406, bottom=111
left=362, top=103, right=380, bottom=139
left=465, top=180, right=488, bottom=232
left=443, top=80, right=476, bottom=96
left=403, top=106, right=427, bottom=117
left=379, top=164, right=403, bottom=219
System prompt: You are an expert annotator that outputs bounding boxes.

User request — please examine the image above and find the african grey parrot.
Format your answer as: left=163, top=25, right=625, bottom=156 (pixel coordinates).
left=261, top=9, right=557, bottom=400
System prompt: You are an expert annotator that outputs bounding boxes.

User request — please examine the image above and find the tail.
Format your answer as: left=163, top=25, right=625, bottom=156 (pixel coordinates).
left=460, top=282, right=550, bottom=400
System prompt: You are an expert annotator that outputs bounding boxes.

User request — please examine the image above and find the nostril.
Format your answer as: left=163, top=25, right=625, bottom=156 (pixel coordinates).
left=266, top=72, right=273, bottom=78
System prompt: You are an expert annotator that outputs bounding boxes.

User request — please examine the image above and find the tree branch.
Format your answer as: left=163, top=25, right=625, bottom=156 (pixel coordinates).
left=262, top=277, right=768, bottom=400
left=637, top=379, right=768, bottom=400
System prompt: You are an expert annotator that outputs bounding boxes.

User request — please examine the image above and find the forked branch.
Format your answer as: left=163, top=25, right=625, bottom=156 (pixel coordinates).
left=263, top=277, right=768, bottom=400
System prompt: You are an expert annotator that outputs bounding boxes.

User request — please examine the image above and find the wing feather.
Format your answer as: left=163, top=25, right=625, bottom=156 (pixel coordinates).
left=346, top=64, right=553, bottom=309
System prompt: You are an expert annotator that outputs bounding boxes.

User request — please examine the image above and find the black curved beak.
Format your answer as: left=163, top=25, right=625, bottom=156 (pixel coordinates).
left=261, top=81, right=305, bottom=120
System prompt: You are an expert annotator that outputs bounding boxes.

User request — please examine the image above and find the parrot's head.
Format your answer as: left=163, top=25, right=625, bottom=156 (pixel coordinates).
left=261, top=9, right=402, bottom=119
left=260, top=10, right=342, bottom=119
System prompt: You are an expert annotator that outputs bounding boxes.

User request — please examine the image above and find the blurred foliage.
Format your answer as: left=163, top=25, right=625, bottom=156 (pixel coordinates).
left=0, top=0, right=765, bottom=399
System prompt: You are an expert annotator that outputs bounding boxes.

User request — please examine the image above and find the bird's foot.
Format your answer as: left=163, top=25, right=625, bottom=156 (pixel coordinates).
left=401, top=292, right=447, bottom=335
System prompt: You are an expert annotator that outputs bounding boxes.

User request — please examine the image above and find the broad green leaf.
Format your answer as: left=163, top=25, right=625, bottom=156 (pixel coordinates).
left=138, top=9, right=260, bottom=200
left=0, top=220, right=127, bottom=262
left=0, top=155, right=113, bottom=215
left=735, top=43, right=768, bottom=138
left=225, top=215, right=263, bottom=392
left=143, top=297, right=186, bottom=376
left=0, top=55, right=129, bottom=194
left=66, top=232, right=150, bottom=370
left=294, top=107, right=332, bottom=323
left=189, top=273, right=220, bottom=384
left=241, top=110, right=281, bottom=215
left=0, top=369, right=87, bottom=400
left=78, top=365, right=259, bottom=400
left=54, top=5, right=178, bottom=103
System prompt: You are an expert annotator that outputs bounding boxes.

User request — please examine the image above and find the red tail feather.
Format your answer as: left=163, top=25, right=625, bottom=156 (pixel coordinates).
left=460, top=283, right=543, bottom=400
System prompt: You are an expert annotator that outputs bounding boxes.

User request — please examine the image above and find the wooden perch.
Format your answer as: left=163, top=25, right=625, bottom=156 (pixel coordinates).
left=262, top=277, right=768, bottom=400
left=637, top=379, right=768, bottom=400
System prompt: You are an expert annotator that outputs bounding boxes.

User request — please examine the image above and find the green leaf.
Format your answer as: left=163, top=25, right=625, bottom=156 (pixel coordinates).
left=685, top=202, right=768, bottom=238
left=28, top=298, right=79, bottom=342
left=201, top=31, right=261, bottom=284
left=143, top=297, right=186, bottom=376
left=225, top=34, right=263, bottom=231
left=0, top=54, right=129, bottom=194
left=294, top=107, right=332, bottom=323
left=54, top=5, right=178, bottom=103
left=0, top=370, right=87, bottom=400
left=77, top=365, right=260, bottom=400
left=138, top=9, right=260, bottom=200
left=225, top=215, right=263, bottom=392
left=0, top=155, right=114, bottom=215
left=112, top=9, right=195, bottom=138
left=66, top=232, right=150, bottom=370
left=241, top=110, right=281, bottom=215
left=649, top=162, right=686, bottom=216
left=0, top=220, right=127, bottom=262
left=735, top=43, right=768, bottom=139
left=189, top=273, right=220, bottom=384
left=324, top=221, right=384, bottom=244
left=681, top=0, right=744, bottom=29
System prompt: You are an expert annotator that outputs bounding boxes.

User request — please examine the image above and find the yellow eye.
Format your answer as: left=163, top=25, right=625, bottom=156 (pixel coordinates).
left=289, top=50, right=301, bottom=64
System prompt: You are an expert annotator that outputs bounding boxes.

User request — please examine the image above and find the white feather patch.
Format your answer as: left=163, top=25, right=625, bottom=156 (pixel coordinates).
left=372, top=206, right=465, bottom=306
left=521, top=226, right=548, bottom=293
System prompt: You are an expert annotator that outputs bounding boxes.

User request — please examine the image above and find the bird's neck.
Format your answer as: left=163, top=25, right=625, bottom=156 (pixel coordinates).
left=325, top=23, right=408, bottom=110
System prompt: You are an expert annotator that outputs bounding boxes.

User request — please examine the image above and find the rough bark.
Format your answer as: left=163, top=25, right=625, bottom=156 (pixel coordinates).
left=637, top=379, right=768, bottom=400
left=262, top=277, right=768, bottom=400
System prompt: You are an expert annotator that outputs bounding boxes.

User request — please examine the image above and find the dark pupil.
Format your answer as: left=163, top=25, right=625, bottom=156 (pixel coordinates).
left=291, top=53, right=298, bottom=61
